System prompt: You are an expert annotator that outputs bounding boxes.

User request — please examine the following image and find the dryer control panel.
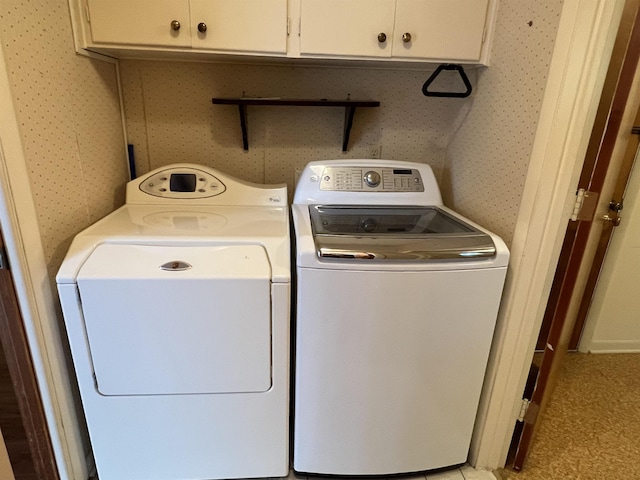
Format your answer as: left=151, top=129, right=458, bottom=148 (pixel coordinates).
left=319, top=167, right=424, bottom=192
left=140, top=167, right=227, bottom=198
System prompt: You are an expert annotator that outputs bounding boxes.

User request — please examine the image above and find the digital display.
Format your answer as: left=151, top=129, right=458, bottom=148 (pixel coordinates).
left=393, top=169, right=413, bottom=175
left=170, top=173, right=197, bottom=192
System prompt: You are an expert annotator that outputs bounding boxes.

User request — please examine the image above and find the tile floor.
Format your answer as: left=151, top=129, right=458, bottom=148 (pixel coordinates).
left=288, top=465, right=496, bottom=480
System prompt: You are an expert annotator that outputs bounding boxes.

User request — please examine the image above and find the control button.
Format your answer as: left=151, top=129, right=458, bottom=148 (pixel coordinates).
left=364, top=171, right=381, bottom=187
left=324, top=175, right=331, bottom=182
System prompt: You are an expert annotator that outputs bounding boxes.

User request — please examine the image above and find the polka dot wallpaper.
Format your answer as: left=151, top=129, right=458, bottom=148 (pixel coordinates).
left=445, top=0, right=564, bottom=243
left=119, top=60, right=470, bottom=197
left=0, top=0, right=129, bottom=276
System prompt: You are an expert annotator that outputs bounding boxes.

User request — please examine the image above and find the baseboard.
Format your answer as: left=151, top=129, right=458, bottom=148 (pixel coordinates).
left=586, top=339, right=640, bottom=353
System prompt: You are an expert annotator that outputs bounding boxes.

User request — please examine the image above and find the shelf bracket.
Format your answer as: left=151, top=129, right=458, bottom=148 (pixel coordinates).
left=343, top=105, right=357, bottom=152
left=238, top=104, right=249, bottom=150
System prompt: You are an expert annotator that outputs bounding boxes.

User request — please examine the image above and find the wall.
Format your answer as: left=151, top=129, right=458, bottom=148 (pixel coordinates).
left=120, top=3, right=563, bottom=246
left=581, top=149, right=640, bottom=352
left=0, top=0, right=130, bottom=476
left=445, top=0, right=564, bottom=243
left=120, top=59, right=471, bottom=197
left=0, top=0, right=129, bottom=275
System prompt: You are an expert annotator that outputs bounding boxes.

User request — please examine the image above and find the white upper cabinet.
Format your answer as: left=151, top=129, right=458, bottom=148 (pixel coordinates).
left=84, top=0, right=288, bottom=54
left=190, top=0, right=288, bottom=54
left=86, top=0, right=191, bottom=48
left=73, top=0, right=495, bottom=64
left=298, top=0, right=491, bottom=62
left=391, top=0, right=490, bottom=61
left=299, top=0, right=396, bottom=58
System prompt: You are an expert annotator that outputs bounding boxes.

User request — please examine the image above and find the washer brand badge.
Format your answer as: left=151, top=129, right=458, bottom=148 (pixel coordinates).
left=161, top=260, right=192, bottom=271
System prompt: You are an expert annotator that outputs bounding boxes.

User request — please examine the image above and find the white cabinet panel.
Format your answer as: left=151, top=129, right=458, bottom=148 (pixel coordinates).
left=299, top=0, right=396, bottom=57
left=392, top=0, right=489, bottom=61
left=191, top=0, right=288, bottom=53
left=87, top=0, right=191, bottom=47
left=77, top=0, right=494, bottom=64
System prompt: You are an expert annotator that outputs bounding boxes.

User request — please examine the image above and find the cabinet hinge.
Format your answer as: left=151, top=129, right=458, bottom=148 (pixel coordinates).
left=571, top=188, right=599, bottom=221
left=84, top=0, right=91, bottom=23
left=287, top=17, right=290, bottom=36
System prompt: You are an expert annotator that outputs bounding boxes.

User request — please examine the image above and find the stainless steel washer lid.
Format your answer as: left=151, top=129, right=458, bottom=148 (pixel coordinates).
left=309, top=205, right=496, bottom=260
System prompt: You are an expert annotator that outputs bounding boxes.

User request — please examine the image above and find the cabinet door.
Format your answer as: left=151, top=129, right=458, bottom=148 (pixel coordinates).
left=300, top=0, right=396, bottom=57
left=86, top=0, right=191, bottom=47
left=392, top=0, right=489, bottom=61
left=190, top=0, right=288, bottom=54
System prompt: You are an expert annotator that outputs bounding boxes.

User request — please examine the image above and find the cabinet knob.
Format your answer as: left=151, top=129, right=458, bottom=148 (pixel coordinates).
left=198, top=22, right=208, bottom=33
left=402, top=32, right=412, bottom=43
left=170, top=20, right=181, bottom=31
left=377, top=32, right=387, bottom=43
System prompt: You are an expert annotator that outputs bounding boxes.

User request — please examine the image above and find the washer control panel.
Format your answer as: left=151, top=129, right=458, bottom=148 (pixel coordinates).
left=319, top=167, right=424, bottom=192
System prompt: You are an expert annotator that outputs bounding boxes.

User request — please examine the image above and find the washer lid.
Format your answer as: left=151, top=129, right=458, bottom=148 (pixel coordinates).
left=309, top=205, right=496, bottom=260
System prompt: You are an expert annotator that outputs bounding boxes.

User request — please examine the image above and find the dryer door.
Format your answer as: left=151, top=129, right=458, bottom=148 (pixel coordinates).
left=77, top=243, right=272, bottom=396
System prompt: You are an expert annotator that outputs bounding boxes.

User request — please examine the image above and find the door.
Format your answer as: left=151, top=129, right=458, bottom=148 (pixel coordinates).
left=86, top=0, right=191, bottom=47
left=511, top=0, right=640, bottom=470
left=299, top=0, right=395, bottom=57
left=392, top=0, right=489, bottom=60
left=0, top=231, right=59, bottom=479
left=190, top=0, right=288, bottom=53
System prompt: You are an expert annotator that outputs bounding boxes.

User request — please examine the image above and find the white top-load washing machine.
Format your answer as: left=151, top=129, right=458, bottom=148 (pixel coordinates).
left=57, top=164, right=290, bottom=480
left=292, top=159, right=509, bottom=475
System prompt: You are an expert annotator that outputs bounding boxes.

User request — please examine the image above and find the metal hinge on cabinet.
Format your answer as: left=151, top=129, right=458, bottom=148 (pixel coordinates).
left=571, top=188, right=599, bottom=221
left=517, top=398, right=540, bottom=424
left=84, top=0, right=91, bottom=22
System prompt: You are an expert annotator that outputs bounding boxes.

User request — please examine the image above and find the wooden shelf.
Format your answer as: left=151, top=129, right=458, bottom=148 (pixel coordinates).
left=211, top=98, right=380, bottom=151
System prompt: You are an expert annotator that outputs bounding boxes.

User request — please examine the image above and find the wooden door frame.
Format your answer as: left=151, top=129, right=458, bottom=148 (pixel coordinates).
left=469, top=0, right=625, bottom=469
left=0, top=231, right=59, bottom=479
left=511, top=0, right=640, bottom=470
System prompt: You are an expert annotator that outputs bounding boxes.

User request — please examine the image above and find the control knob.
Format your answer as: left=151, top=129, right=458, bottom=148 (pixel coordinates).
left=363, top=170, right=381, bottom=187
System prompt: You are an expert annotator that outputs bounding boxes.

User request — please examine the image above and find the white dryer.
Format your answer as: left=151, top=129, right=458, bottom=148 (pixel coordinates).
left=292, top=160, right=509, bottom=475
left=57, top=164, right=290, bottom=480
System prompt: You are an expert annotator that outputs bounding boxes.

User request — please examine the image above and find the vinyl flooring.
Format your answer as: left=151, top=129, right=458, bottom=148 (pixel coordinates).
left=0, top=340, right=37, bottom=480
left=496, top=352, right=640, bottom=480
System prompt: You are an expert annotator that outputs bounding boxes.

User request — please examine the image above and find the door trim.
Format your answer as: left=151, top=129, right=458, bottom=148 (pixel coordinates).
left=0, top=44, right=85, bottom=478
left=0, top=231, right=59, bottom=479
left=469, top=0, right=625, bottom=469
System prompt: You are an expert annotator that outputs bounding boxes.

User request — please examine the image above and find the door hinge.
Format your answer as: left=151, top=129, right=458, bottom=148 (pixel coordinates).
left=517, top=398, right=530, bottom=422
left=84, top=0, right=91, bottom=23
left=518, top=398, right=540, bottom=424
left=571, top=188, right=599, bottom=221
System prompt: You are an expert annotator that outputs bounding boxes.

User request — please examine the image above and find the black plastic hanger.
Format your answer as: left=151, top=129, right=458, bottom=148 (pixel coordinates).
left=422, top=64, right=472, bottom=98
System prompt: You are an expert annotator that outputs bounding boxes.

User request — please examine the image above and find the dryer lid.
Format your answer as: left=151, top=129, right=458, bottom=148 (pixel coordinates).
left=309, top=205, right=496, bottom=260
